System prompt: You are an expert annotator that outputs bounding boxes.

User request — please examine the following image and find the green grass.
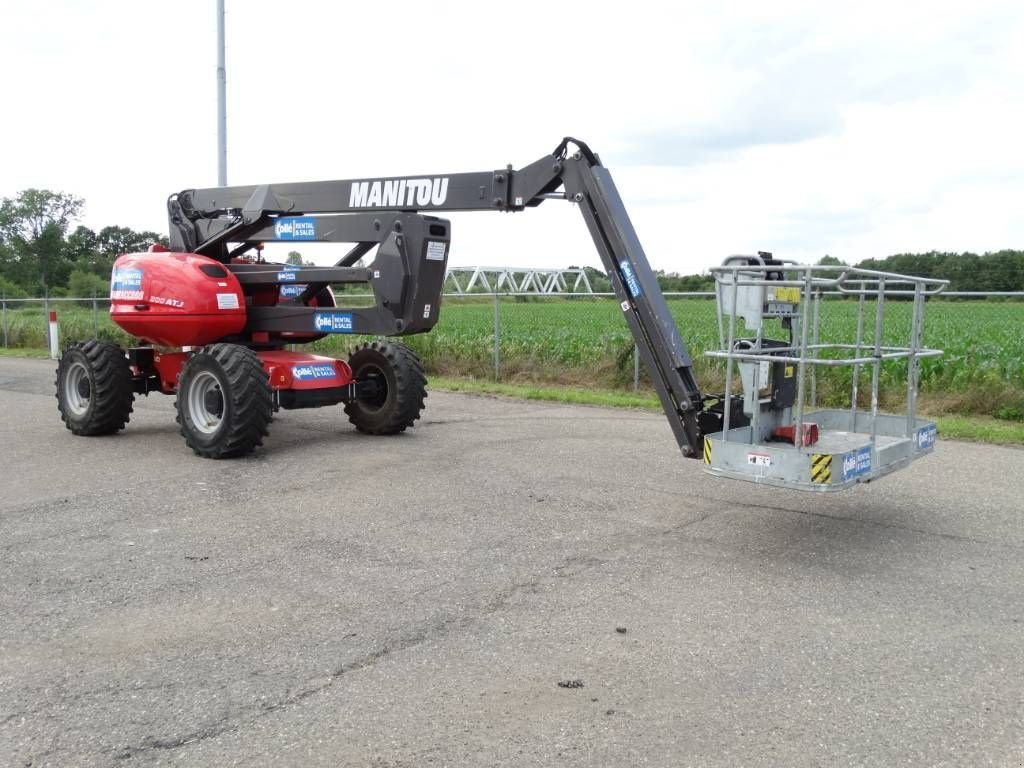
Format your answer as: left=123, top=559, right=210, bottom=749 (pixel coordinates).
left=4, top=297, right=1024, bottom=422
left=932, top=415, right=1024, bottom=445
left=430, top=377, right=1024, bottom=445
left=0, top=346, right=51, bottom=358
left=430, top=375, right=660, bottom=409
left=3, top=348, right=1021, bottom=445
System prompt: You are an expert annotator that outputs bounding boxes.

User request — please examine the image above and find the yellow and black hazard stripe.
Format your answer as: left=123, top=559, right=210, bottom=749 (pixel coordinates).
left=703, top=436, right=712, bottom=465
left=811, top=453, right=832, bottom=484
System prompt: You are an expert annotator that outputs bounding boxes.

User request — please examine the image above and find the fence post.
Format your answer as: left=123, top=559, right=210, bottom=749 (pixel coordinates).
left=1, top=292, right=6, bottom=348
left=92, top=289, right=99, bottom=337
left=48, top=308, right=59, bottom=359
left=493, top=292, right=501, bottom=380
left=633, top=344, right=639, bottom=391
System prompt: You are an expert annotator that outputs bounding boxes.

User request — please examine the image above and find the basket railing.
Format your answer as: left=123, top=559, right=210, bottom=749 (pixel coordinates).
left=706, top=261, right=947, bottom=461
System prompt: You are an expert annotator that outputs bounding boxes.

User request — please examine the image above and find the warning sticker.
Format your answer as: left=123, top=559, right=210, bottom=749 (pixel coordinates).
left=747, top=453, right=772, bottom=467
left=767, top=287, right=801, bottom=304
left=216, top=293, right=240, bottom=310
left=811, top=453, right=832, bottom=484
left=425, top=241, right=447, bottom=261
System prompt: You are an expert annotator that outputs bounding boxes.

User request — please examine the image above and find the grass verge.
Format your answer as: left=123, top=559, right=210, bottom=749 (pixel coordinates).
left=430, top=376, right=660, bottom=410
left=431, top=376, right=1024, bottom=446
left=3, top=350, right=1020, bottom=446
left=0, top=346, right=52, bottom=358
left=931, top=415, right=1024, bottom=446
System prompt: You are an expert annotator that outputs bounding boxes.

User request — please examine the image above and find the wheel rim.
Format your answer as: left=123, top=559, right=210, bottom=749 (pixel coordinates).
left=188, top=370, right=225, bottom=435
left=357, top=364, right=389, bottom=411
left=63, top=361, right=91, bottom=416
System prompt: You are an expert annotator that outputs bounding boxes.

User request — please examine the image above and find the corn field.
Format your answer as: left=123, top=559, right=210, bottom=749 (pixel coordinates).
left=3, top=296, right=1023, bottom=420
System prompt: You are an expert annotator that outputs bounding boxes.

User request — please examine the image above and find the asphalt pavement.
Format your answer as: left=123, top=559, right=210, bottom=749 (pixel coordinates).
left=1, top=355, right=1022, bottom=767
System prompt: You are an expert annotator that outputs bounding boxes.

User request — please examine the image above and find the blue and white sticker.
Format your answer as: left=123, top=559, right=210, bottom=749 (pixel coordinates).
left=274, top=217, right=317, bottom=240
left=916, top=424, right=937, bottom=450
left=277, top=269, right=298, bottom=282
left=111, top=267, right=144, bottom=300
left=619, top=260, right=642, bottom=298
left=313, top=311, right=354, bottom=333
left=279, top=283, right=306, bottom=299
left=292, top=363, right=337, bottom=381
left=841, top=446, right=873, bottom=481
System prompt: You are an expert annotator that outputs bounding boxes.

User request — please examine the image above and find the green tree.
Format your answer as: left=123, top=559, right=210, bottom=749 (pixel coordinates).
left=0, top=189, right=83, bottom=293
left=0, top=273, right=28, bottom=299
left=67, top=268, right=109, bottom=301
left=285, top=250, right=304, bottom=266
left=855, top=251, right=1024, bottom=292
left=64, top=225, right=99, bottom=270
left=65, top=224, right=166, bottom=278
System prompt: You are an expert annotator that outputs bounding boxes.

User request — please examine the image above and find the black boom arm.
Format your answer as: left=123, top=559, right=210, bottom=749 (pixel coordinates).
left=168, top=138, right=704, bottom=456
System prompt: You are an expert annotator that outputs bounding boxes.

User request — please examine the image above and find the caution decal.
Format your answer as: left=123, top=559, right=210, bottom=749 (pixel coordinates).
left=811, top=453, right=832, bottom=484
left=703, top=436, right=712, bottom=465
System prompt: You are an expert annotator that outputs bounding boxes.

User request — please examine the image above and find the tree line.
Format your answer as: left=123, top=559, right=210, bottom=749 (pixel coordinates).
left=587, top=252, right=1024, bottom=294
left=0, top=189, right=165, bottom=298
left=853, top=251, right=1024, bottom=292
left=2, top=188, right=1022, bottom=297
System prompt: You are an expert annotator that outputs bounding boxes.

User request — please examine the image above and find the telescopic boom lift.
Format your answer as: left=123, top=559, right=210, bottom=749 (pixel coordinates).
left=55, top=137, right=942, bottom=490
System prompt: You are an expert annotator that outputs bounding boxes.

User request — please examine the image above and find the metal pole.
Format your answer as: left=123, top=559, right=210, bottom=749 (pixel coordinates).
left=43, top=292, right=50, bottom=352
left=216, top=0, right=227, bottom=186
left=793, top=270, right=813, bottom=449
left=714, top=279, right=725, bottom=349
left=905, top=284, right=924, bottom=437
left=492, top=292, right=500, bottom=381
left=870, top=278, right=886, bottom=458
left=1, top=293, right=7, bottom=348
left=850, top=290, right=866, bottom=424
left=810, top=289, right=821, bottom=407
left=721, top=272, right=740, bottom=442
left=91, top=290, right=98, bottom=337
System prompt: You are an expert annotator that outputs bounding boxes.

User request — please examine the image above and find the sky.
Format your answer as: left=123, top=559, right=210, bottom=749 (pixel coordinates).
left=1, top=0, right=1021, bottom=273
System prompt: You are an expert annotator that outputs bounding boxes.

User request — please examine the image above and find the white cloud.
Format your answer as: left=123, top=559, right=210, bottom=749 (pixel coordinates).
left=1, top=0, right=1021, bottom=274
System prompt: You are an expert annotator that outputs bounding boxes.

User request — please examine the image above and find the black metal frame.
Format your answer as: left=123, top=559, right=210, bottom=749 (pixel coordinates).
left=167, top=138, right=704, bottom=457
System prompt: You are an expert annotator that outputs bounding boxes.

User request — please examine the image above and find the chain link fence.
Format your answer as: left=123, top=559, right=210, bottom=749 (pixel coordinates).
left=3, top=291, right=1024, bottom=417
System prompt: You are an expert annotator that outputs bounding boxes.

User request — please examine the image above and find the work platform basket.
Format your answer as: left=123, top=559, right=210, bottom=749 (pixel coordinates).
left=701, top=257, right=947, bottom=491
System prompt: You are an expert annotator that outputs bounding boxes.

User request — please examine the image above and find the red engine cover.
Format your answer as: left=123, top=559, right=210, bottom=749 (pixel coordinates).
left=110, top=248, right=246, bottom=347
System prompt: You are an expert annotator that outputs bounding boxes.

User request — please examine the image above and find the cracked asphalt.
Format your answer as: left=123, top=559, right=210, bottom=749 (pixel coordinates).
left=2, top=355, right=1023, bottom=767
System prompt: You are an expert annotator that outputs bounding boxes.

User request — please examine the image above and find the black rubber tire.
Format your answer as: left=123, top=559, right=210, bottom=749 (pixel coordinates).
left=344, top=341, right=426, bottom=435
left=55, top=340, right=134, bottom=436
left=175, top=343, right=273, bottom=459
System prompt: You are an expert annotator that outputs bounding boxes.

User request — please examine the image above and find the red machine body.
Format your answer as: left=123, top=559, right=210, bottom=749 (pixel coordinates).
left=146, top=349, right=353, bottom=394
left=110, top=246, right=246, bottom=347
left=110, top=246, right=355, bottom=408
